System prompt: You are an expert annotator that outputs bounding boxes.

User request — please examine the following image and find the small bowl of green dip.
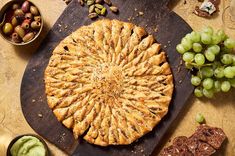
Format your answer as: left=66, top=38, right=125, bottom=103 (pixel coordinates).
left=6, top=134, right=50, bottom=156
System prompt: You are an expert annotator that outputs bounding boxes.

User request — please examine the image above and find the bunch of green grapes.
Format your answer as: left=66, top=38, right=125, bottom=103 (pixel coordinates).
left=176, top=26, right=235, bottom=98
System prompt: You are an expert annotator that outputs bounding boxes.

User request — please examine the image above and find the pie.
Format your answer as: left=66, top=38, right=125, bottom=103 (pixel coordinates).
left=44, top=19, right=174, bottom=146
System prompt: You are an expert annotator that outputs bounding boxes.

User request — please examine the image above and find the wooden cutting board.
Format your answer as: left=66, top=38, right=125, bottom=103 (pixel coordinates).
left=20, top=0, right=193, bottom=155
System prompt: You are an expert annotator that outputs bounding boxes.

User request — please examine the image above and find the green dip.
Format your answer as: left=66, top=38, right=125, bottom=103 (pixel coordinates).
left=10, top=136, right=46, bottom=156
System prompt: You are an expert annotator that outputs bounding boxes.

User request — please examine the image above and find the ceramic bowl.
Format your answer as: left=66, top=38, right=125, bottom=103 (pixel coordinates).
left=6, top=134, right=50, bottom=156
left=0, top=0, right=43, bottom=46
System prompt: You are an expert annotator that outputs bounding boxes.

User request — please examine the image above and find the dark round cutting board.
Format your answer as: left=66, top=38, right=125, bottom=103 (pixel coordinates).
left=20, top=0, right=193, bottom=155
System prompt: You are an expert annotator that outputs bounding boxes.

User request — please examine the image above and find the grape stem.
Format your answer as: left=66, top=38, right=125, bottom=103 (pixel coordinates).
left=188, top=62, right=213, bottom=67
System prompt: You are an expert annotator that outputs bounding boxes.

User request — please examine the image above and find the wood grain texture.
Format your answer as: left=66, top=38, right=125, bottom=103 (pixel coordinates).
left=20, top=0, right=193, bottom=155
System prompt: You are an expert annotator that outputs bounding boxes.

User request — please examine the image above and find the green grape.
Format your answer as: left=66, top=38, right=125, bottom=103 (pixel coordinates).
left=202, top=78, right=214, bottom=90
left=233, top=55, right=235, bottom=65
left=185, top=33, right=192, bottom=40
left=212, top=33, right=222, bottom=45
left=228, top=78, right=235, bottom=87
left=176, top=44, right=186, bottom=54
left=193, top=43, right=203, bottom=53
left=191, top=76, right=201, bottom=86
left=195, top=113, right=205, bottom=123
left=205, top=49, right=215, bottom=62
left=200, top=67, right=214, bottom=78
left=214, top=67, right=224, bottom=78
left=221, top=54, right=233, bottom=65
left=195, top=53, right=205, bottom=66
left=185, top=62, right=193, bottom=69
left=202, top=26, right=213, bottom=35
left=184, top=34, right=193, bottom=44
left=183, top=52, right=195, bottom=62
left=208, top=45, right=220, bottom=55
left=212, top=61, right=222, bottom=69
left=202, top=88, right=214, bottom=98
left=190, top=31, right=201, bottom=43
left=217, top=29, right=227, bottom=41
left=221, top=47, right=233, bottom=53
left=181, top=38, right=192, bottom=51
left=221, top=81, right=231, bottom=92
left=214, top=81, right=221, bottom=92
left=224, top=38, right=235, bottom=49
left=196, top=70, right=203, bottom=78
left=224, top=66, right=234, bottom=78
left=201, top=33, right=212, bottom=45
left=194, top=87, right=203, bottom=97
left=232, top=66, right=235, bottom=73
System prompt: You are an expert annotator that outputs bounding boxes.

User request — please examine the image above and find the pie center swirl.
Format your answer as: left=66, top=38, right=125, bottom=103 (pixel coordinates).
left=91, top=63, right=124, bottom=100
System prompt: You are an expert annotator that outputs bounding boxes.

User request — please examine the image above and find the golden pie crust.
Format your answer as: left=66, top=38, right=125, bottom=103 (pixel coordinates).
left=44, top=19, right=174, bottom=146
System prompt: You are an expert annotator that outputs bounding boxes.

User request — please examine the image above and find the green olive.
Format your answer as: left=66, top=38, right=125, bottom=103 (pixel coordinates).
left=25, top=13, right=33, bottom=20
left=12, top=4, right=20, bottom=10
left=3, top=23, right=13, bottom=35
left=11, top=17, right=18, bottom=27
left=31, top=21, right=41, bottom=30
left=30, top=6, right=39, bottom=16
left=23, top=32, right=35, bottom=43
left=11, top=32, right=21, bottom=43
left=14, top=9, right=24, bottom=16
left=21, top=22, right=30, bottom=30
left=34, top=16, right=41, bottom=22
left=21, top=1, right=30, bottom=13
left=15, top=25, right=25, bottom=38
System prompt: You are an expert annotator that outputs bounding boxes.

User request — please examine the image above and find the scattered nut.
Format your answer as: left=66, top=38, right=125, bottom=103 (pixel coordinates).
left=89, top=5, right=95, bottom=13
left=63, top=0, right=72, bottom=5
left=177, top=66, right=181, bottom=73
left=95, top=0, right=103, bottom=3
left=138, top=11, right=144, bottom=16
left=95, top=4, right=104, bottom=9
left=87, top=0, right=95, bottom=6
left=88, top=12, right=98, bottom=19
left=110, top=6, right=118, bottom=13
left=180, top=59, right=183, bottom=65
left=79, top=0, right=85, bottom=6
left=104, top=0, right=112, bottom=5
left=95, top=8, right=101, bottom=15
left=154, top=27, right=158, bottom=32
left=100, top=7, right=107, bottom=15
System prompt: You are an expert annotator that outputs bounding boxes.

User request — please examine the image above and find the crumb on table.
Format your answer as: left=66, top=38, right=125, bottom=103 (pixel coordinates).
left=38, top=113, right=43, bottom=118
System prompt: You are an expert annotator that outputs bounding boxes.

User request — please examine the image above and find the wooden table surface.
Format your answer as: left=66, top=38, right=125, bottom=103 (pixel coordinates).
left=0, top=0, right=234, bottom=155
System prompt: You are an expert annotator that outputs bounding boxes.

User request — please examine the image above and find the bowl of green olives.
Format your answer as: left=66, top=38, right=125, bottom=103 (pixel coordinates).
left=0, top=0, right=43, bottom=45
